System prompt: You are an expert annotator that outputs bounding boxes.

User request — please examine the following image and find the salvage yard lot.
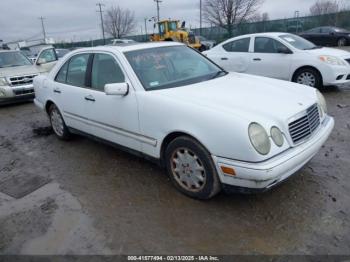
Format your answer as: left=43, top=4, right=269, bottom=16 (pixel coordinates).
left=0, top=85, right=350, bottom=255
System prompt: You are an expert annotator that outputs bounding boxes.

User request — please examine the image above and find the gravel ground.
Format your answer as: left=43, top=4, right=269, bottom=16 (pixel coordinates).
left=0, top=86, right=350, bottom=255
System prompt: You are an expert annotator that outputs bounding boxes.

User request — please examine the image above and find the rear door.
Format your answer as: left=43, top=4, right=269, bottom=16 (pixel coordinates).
left=209, top=37, right=251, bottom=73
left=52, top=53, right=94, bottom=134
left=247, top=36, right=293, bottom=80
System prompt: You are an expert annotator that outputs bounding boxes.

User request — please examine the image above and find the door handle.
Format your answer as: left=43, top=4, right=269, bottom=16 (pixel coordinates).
left=221, top=57, right=228, bottom=60
left=84, top=95, right=95, bottom=102
left=253, top=58, right=262, bottom=61
left=53, top=88, right=61, bottom=94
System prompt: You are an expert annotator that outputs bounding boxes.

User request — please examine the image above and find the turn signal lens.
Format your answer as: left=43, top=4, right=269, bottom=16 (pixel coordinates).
left=221, top=166, right=236, bottom=176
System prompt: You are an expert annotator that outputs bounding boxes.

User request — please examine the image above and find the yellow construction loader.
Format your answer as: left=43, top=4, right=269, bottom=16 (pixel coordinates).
left=150, top=20, right=205, bottom=51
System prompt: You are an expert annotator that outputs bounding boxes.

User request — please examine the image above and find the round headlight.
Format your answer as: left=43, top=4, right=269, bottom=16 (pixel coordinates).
left=248, top=123, right=271, bottom=155
left=316, top=90, right=327, bottom=115
left=271, top=127, right=284, bottom=147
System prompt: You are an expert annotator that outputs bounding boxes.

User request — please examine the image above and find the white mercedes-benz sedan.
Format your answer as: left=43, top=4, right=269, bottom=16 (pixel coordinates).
left=204, top=33, right=350, bottom=89
left=33, top=42, right=334, bottom=199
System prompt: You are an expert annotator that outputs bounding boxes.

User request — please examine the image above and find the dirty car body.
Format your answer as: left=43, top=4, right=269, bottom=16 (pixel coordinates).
left=33, top=42, right=334, bottom=199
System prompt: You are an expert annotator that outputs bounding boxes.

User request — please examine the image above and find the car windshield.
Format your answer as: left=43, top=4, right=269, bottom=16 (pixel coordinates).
left=125, top=46, right=226, bottom=91
left=279, top=34, right=319, bottom=50
left=0, top=51, right=32, bottom=68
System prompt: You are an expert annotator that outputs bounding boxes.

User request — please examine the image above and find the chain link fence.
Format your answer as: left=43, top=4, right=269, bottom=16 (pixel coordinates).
left=55, top=11, right=350, bottom=49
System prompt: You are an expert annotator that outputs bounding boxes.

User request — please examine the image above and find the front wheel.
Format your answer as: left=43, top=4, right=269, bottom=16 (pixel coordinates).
left=49, top=104, right=71, bottom=140
left=293, top=68, right=323, bottom=89
left=165, top=136, right=221, bottom=200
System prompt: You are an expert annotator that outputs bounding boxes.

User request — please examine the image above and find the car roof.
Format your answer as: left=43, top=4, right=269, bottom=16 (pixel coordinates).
left=73, top=41, right=184, bottom=53
left=236, top=32, right=291, bottom=38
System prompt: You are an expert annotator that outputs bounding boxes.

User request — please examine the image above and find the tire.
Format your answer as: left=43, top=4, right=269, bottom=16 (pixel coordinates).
left=48, top=104, right=71, bottom=140
left=164, top=136, right=221, bottom=200
left=337, top=37, right=347, bottom=47
left=293, top=68, right=323, bottom=89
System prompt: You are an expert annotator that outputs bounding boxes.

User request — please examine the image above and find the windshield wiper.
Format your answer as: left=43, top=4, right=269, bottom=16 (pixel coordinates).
left=211, top=70, right=227, bottom=79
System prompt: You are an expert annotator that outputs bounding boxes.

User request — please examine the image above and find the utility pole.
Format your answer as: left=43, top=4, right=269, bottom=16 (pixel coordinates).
left=96, top=3, right=106, bottom=45
left=39, top=16, right=47, bottom=43
left=200, top=0, right=202, bottom=35
left=294, top=10, right=300, bottom=34
left=154, top=0, right=162, bottom=22
left=144, top=18, right=148, bottom=41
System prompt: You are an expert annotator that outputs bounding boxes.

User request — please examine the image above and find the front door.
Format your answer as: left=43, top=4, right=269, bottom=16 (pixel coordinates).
left=247, top=37, right=292, bottom=81
left=35, top=47, right=58, bottom=73
left=83, top=53, right=142, bottom=152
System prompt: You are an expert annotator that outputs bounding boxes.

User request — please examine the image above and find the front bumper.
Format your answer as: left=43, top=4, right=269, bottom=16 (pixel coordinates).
left=321, top=65, right=350, bottom=86
left=213, top=116, right=334, bottom=190
left=0, top=84, right=35, bottom=105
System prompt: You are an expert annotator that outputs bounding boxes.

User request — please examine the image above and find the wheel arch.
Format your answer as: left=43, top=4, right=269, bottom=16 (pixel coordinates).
left=45, top=100, right=55, bottom=114
left=159, top=131, right=211, bottom=167
left=292, top=65, right=323, bottom=85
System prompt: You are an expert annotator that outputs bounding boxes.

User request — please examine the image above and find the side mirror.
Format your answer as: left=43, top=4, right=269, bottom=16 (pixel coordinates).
left=36, top=58, right=46, bottom=65
left=105, top=83, right=129, bottom=96
left=277, top=47, right=293, bottom=54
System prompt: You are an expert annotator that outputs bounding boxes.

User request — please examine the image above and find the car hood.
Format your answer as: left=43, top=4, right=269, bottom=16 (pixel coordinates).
left=155, top=73, right=317, bottom=123
left=0, top=65, right=40, bottom=78
left=306, top=47, right=350, bottom=58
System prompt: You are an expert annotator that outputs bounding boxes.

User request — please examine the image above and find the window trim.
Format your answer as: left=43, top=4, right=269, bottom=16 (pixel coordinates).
left=89, top=52, right=126, bottom=92
left=54, top=53, right=92, bottom=88
left=253, top=37, right=291, bottom=54
left=222, top=37, right=251, bottom=53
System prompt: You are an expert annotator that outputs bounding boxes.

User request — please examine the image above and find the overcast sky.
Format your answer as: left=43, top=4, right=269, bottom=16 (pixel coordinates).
left=1, top=0, right=321, bottom=43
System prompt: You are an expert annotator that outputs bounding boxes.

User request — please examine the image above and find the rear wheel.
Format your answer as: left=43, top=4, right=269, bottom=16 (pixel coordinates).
left=338, top=37, right=347, bottom=47
left=49, top=104, right=71, bottom=140
left=165, top=136, right=221, bottom=199
left=293, top=68, right=323, bottom=89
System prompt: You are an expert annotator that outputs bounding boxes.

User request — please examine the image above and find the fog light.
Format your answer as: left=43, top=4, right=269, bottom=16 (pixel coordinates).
left=336, top=75, right=344, bottom=80
left=221, top=166, right=236, bottom=176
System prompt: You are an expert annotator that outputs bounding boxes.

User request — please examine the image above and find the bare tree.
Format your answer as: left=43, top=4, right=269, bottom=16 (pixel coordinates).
left=104, top=6, right=136, bottom=39
left=203, top=0, right=264, bottom=36
left=310, top=0, right=339, bottom=16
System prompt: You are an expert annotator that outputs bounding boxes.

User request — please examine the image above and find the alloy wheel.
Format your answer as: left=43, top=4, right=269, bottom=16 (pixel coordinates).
left=50, top=107, right=64, bottom=137
left=170, top=148, right=206, bottom=192
left=297, top=72, right=316, bottom=87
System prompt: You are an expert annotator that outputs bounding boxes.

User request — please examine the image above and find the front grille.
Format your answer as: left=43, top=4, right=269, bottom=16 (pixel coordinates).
left=13, top=89, right=34, bottom=96
left=347, top=74, right=350, bottom=80
left=8, top=74, right=37, bottom=86
left=288, top=104, right=321, bottom=144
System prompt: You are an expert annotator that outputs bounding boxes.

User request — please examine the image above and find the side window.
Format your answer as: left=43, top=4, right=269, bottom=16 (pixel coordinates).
left=254, top=37, right=288, bottom=53
left=38, top=48, right=57, bottom=63
left=91, top=53, right=125, bottom=91
left=55, top=61, right=69, bottom=83
left=223, top=38, right=250, bottom=52
left=66, top=54, right=90, bottom=87
left=320, top=27, right=331, bottom=33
